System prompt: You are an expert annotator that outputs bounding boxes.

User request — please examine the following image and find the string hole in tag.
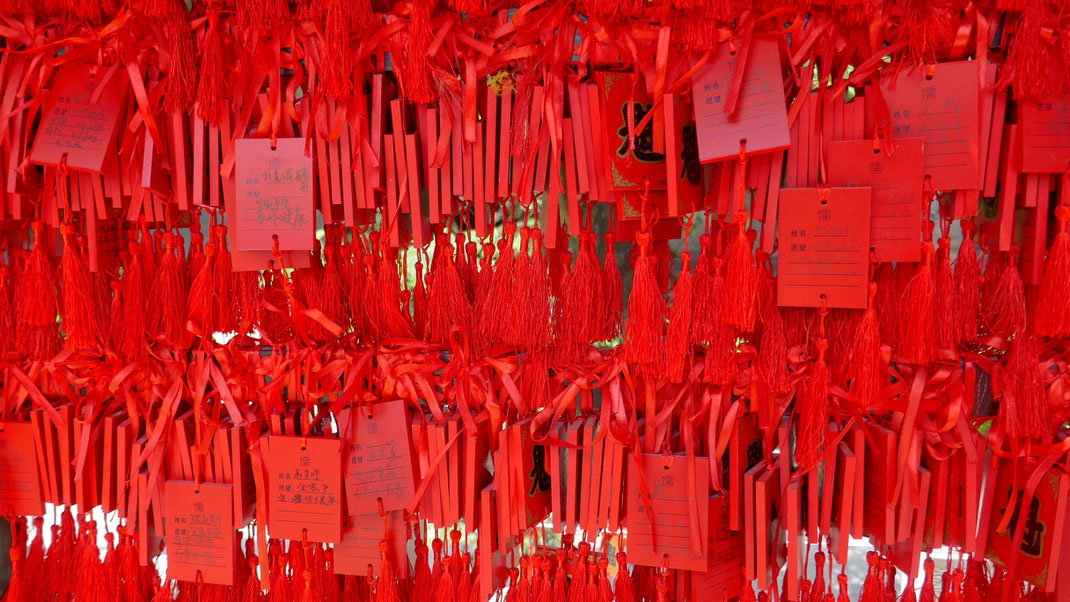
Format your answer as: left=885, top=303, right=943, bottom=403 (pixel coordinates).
left=820, top=198, right=828, bottom=206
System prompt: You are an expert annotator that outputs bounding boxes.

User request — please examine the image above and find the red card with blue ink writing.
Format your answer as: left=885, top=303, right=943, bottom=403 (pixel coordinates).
left=691, top=38, right=790, bottom=162
left=777, top=187, right=871, bottom=309
left=268, top=436, right=343, bottom=542
left=339, top=400, right=416, bottom=514
left=0, top=422, right=44, bottom=516
left=234, top=138, right=314, bottom=252
left=30, top=64, right=128, bottom=173
left=162, top=481, right=235, bottom=586
left=880, top=61, right=980, bottom=190
left=828, top=138, right=924, bottom=262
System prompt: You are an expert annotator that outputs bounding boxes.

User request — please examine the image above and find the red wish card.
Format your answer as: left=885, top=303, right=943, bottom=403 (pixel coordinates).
left=1019, top=93, right=1070, bottom=173
left=777, top=187, right=871, bottom=309
left=828, top=443, right=857, bottom=564
left=30, top=64, right=128, bottom=173
left=267, top=436, right=343, bottom=542
left=162, top=481, right=235, bottom=586
left=880, top=61, right=980, bottom=190
left=234, top=138, right=314, bottom=252
left=691, top=38, right=790, bottom=162
left=333, top=511, right=409, bottom=578
left=827, top=138, right=925, bottom=262
left=862, top=421, right=897, bottom=547
left=626, top=453, right=710, bottom=571
left=0, top=422, right=44, bottom=516
left=985, top=461, right=1070, bottom=591
left=339, top=401, right=416, bottom=513
left=598, top=73, right=704, bottom=203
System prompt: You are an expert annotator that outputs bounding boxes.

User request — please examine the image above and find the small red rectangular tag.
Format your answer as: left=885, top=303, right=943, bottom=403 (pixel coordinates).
left=754, top=459, right=781, bottom=591
left=0, top=422, right=44, bottom=516
left=691, top=38, right=791, bottom=162
left=339, top=400, right=416, bottom=514
left=30, top=64, right=128, bottom=172
left=777, top=187, right=872, bottom=309
left=625, top=453, right=710, bottom=571
left=829, top=442, right=857, bottom=564
left=234, top=137, right=314, bottom=251
left=333, top=511, right=409, bottom=578
left=267, top=436, right=343, bottom=542
left=880, top=61, right=980, bottom=190
left=828, top=138, right=925, bottom=262
left=1019, top=93, right=1070, bottom=173
left=163, top=481, right=235, bottom=586
left=862, top=421, right=897, bottom=546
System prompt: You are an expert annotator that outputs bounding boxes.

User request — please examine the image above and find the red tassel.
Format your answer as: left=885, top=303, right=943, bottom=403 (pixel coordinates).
left=601, top=231, right=623, bottom=343
left=483, top=224, right=517, bottom=346
left=427, top=234, right=474, bottom=345
left=701, top=258, right=736, bottom=385
left=75, top=519, right=107, bottom=602
left=811, top=551, right=826, bottom=600
left=115, top=237, right=148, bottom=358
left=318, top=239, right=347, bottom=339
left=343, top=236, right=369, bottom=340
left=197, top=10, right=227, bottom=126
left=401, top=0, right=434, bottom=104
left=524, top=230, right=553, bottom=351
left=873, top=261, right=899, bottom=350
left=954, top=220, right=981, bottom=345
left=933, top=236, right=955, bottom=350
left=17, top=222, right=60, bottom=360
left=186, top=235, right=218, bottom=341
left=621, top=231, right=666, bottom=374
left=837, top=573, right=850, bottom=602
left=320, top=0, right=363, bottom=99
left=376, top=247, right=415, bottom=339
left=985, top=247, right=1026, bottom=340
left=898, top=230, right=937, bottom=365
left=919, top=556, right=936, bottom=602
left=725, top=211, right=758, bottom=332
left=561, top=231, right=604, bottom=347
left=797, top=308, right=829, bottom=471
left=1001, top=0, right=1068, bottom=100
left=59, top=223, right=101, bottom=350
left=148, top=233, right=188, bottom=347
left=1036, top=206, right=1070, bottom=338
left=1000, top=327, right=1049, bottom=439
left=758, top=303, right=790, bottom=397
left=860, top=552, right=884, bottom=602
left=551, top=549, right=568, bottom=601
left=664, top=251, right=694, bottom=382
left=848, top=284, right=881, bottom=409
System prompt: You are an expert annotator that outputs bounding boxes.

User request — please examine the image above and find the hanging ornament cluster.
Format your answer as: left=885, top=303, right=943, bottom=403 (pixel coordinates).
left=0, top=0, right=1067, bottom=601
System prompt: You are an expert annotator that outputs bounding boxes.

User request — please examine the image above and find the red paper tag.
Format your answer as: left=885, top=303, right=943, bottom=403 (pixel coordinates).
left=333, top=511, right=409, bottom=578
left=777, top=187, right=871, bottom=309
left=1019, top=93, right=1070, bottom=173
left=880, top=61, right=980, bottom=190
left=828, top=442, right=857, bottom=564
left=339, top=401, right=416, bottom=514
left=267, top=436, right=343, bottom=542
left=234, top=138, right=314, bottom=251
left=730, top=413, right=762, bottom=531
left=597, top=71, right=704, bottom=194
left=985, top=461, right=1070, bottom=590
left=625, top=453, right=710, bottom=571
left=827, top=138, right=925, bottom=262
left=691, top=38, right=791, bottom=163
left=0, top=422, right=44, bottom=516
left=30, top=64, right=128, bottom=172
left=162, top=481, right=235, bottom=586
left=887, top=467, right=931, bottom=581
left=754, top=459, right=781, bottom=590
left=862, top=421, right=897, bottom=546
